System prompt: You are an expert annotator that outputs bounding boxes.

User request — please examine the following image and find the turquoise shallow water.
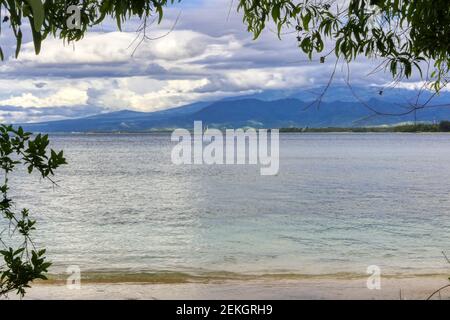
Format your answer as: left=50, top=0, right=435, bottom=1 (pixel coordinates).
left=4, top=133, right=450, bottom=280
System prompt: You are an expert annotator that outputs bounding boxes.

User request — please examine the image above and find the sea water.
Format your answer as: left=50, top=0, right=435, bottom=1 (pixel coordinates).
left=5, top=133, right=450, bottom=281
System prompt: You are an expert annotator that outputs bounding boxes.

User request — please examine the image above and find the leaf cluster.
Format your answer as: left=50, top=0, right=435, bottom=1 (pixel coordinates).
left=0, top=0, right=179, bottom=57
left=0, top=125, right=66, bottom=297
left=238, top=0, right=450, bottom=90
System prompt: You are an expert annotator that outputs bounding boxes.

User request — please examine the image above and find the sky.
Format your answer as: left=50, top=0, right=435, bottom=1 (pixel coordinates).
left=0, top=0, right=426, bottom=123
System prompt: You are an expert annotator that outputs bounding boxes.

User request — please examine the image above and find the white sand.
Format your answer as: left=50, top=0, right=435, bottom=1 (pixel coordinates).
left=3, top=276, right=450, bottom=300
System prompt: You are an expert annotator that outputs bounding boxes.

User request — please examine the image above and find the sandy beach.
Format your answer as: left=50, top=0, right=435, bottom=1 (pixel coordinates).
left=4, top=276, right=449, bottom=300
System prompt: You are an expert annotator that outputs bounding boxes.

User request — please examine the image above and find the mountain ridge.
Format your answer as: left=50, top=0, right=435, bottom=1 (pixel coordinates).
left=16, top=86, right=450, bottom=132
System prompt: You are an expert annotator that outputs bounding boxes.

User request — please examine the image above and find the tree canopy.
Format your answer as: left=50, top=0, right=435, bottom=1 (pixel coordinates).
left=239, top=0, right=450, bottom=91
left=0, top=0, right=178, bottom=57
left=0, top=0, right=449, bottom=90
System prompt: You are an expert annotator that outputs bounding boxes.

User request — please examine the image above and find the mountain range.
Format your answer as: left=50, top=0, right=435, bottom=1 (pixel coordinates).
left=18, top=85, right=450, bottom=132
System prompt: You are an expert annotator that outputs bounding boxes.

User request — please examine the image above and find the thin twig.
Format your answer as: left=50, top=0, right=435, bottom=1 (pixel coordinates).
left=304, top=57, right=339, bottom=110
left=426, top=284, right=450, bottom=300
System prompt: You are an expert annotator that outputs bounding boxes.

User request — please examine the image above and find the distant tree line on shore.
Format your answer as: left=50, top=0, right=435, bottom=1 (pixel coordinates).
left=280, top=121, right=450, bottom=133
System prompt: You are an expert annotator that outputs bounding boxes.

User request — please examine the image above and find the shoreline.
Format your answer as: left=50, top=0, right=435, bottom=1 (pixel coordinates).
left=33, top=131, right=450, bottom=135
left=39, top=269, right=450, bottom=284
left=6, top=276, right=450, bottom=300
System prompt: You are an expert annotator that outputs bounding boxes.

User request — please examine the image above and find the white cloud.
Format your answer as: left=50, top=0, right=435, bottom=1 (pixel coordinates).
left=16, top=29, right=242, bottom=66
left=18, top=32, right=134, bottom=64
left=0, top=87, right=89, bottom=108
left=224, top=67, right=313, bottom=90
left=380, top=81, right=450, bottom=92
left=94, top=78, right=210, bottom=111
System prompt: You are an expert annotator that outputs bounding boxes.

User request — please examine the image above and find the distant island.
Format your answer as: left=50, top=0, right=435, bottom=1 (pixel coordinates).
left=37, top=121, right=450, bottom=134
left=20, top=121, right=450, bottom=134
left=280, top=121, right=450, bottom=133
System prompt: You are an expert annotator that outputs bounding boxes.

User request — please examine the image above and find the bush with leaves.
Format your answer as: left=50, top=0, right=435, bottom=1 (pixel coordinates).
left=0, top=125, right=66, bottom=297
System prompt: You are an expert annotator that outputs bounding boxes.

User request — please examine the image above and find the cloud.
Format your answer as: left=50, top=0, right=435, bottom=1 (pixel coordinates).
left=1, top=87, right=88, bottom=108
left=18, top=32, right=136, bottom=64
left=0, top=105, right=105, bottom=123
left=0, top=0, right=408, bottom=123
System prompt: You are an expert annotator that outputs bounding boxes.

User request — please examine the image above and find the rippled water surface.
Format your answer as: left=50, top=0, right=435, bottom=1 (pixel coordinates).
left=6, top=133, right=450, bottom=278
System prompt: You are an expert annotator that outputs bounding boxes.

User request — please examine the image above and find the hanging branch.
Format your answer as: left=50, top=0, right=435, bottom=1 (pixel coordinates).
left=0, top=125, right=66, bottom=297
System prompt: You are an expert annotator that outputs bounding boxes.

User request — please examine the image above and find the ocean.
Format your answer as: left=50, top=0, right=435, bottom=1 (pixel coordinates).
left=5, top=133, right=450, bottom=281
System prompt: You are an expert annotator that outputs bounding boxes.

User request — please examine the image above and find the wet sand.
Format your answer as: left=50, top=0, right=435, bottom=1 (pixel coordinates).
left=5, top=276, right=450, bottom=300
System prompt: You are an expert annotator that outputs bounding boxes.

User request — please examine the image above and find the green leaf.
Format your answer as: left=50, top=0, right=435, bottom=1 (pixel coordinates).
left=116, top=14, right=122, bottom=31
left=303, top=11, right=311, bottom=31
left=15, top=29, right=22, bottom=58
left=157, top=5, right=164, bottom=24
left=24, top=0, right=45, bottom=32
left=271, top=4, right=280, bottom=22
left=13, top=248, right=25, bottom=256
left=28, top=17, right=42, bottom=55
